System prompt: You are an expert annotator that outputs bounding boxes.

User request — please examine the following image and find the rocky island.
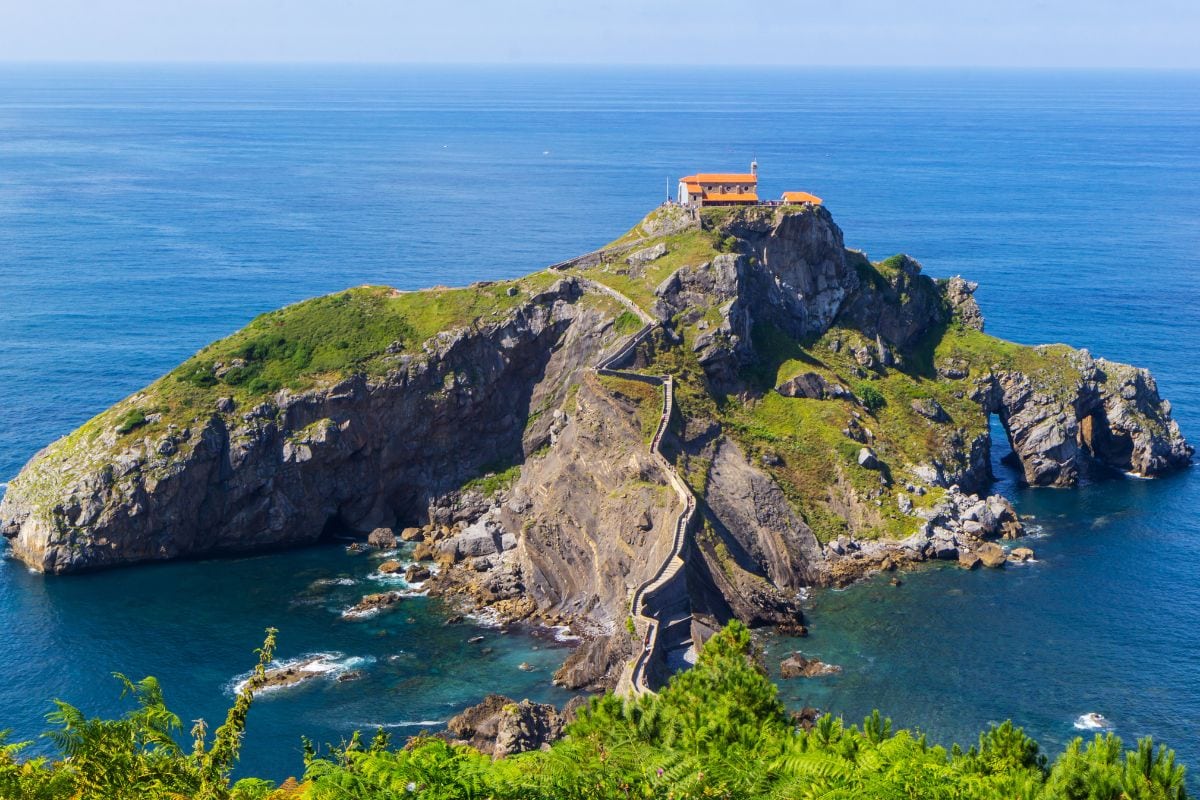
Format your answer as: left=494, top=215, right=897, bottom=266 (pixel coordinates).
left=2, top=203, right=1190, bottom=692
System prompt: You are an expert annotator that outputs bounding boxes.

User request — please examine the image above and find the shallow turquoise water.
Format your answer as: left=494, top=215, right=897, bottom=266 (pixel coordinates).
left=0, top=66, right=1197, bottom=779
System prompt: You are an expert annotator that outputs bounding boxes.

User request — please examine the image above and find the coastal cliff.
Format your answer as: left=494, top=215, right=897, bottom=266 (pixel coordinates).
left=2, top=203, right=1190, bottom=686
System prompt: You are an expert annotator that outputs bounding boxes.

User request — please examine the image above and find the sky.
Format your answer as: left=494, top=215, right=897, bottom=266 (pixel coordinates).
left=1, top=0, right=1198, bottom=68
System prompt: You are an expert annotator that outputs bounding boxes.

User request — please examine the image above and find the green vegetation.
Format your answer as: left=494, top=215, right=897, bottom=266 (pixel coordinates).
left=612, top=310, right=644, bottom=336
left=3, top=624, right=1186, bottom=799
left=113, top=408, right=148, bottom=436
left=596, top=374, right=665, bottom=444
left=461, top=463, right=522, bottom=497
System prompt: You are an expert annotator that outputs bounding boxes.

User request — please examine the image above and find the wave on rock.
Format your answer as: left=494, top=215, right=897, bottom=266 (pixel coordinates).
left=1074, top=712, right=1113, bottom=731
left=229, top=653, right=374, bottom=696
left=352, top=719, right=445, bottom=729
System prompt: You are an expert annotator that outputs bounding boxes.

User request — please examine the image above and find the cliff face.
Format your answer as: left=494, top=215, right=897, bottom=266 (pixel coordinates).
left=2, top=202, right=1192, bottom=687
left=0, top=279, right=619, bottom=572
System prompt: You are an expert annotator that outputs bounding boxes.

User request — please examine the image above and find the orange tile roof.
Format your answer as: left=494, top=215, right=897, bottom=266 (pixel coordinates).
left=704, top=192, right=758, bottom=203
left=781, top=191, right=823, bottom=205
left=681, top=173, right=758, bottom=184
left=683, top=183, right=703, bottom=193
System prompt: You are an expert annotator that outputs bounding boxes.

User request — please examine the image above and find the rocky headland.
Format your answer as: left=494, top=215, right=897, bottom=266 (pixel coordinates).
left=2, top=202, right=1190, bottom=691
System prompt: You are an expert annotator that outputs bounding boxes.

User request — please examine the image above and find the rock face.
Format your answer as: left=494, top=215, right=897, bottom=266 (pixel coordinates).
left=443, top=694, right=565, bottom=758
left=972, top=352, right=1192, bottom=486
left=0, top=279, right=613, bottom=573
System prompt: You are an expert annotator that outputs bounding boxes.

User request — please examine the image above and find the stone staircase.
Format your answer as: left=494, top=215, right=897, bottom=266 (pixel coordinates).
left=578, top=278, right=698, bottom=695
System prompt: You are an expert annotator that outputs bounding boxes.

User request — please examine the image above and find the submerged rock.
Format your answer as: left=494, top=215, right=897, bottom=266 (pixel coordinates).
left=780, top=653, right=843, bottom=679
left=344, top=591, right=404, bottom=618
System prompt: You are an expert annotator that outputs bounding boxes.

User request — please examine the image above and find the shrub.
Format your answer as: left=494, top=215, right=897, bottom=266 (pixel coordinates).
left=857, top=383, right=886, bottom=412
left=113, top=409, right=147, bottom=435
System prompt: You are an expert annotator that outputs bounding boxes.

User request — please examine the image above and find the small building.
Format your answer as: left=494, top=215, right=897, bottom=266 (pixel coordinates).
left=678, top=162, right=759, bottom=206
left=781, top=190, right=823, bottom=205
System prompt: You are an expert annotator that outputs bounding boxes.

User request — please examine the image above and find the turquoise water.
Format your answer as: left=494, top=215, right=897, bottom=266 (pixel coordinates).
left=1, top=66, right=1198, bottom=778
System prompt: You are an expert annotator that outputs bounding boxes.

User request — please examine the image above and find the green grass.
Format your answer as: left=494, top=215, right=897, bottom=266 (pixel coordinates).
left=596, top=374, right=665, bottom=444
left=461, top=463, right=522, bottom=497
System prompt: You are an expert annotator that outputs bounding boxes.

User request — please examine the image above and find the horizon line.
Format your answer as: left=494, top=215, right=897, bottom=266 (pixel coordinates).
left=0, top=60, right=1198, bottom=73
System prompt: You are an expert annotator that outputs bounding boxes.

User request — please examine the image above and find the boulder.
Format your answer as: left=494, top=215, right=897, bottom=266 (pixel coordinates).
left=780, top=653, right=842, bottom=679
left=857, top=448, right=880, bottom=470
left=344, top=591, right=404, bottom=618
left=626, top=242, right=668, bottom=266
left=958, top=552, right=981, bottom=570
left=444, top=694, right=565, bottom=758
left=977, top=542, right=1007, bottom=569
left=377, top=560, right=404, bottom=574
left=776, top=372, right=851, bottom=401
left=367, top=527, right=397, bottom=549
left=1009, top=546, right=1035, bottom=563
left=910, top=397, right=950, bottom=423
left=399, top=526, right=424, bottom=542
left=405, top=564, right=431, bottom=582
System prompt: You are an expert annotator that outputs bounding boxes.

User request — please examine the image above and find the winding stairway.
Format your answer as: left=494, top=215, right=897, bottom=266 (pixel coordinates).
left=577, top=277, right=699, bottom=695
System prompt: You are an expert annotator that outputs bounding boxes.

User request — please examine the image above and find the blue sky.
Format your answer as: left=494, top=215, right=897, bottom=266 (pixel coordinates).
left=2, top=0, right=1197, bottom=68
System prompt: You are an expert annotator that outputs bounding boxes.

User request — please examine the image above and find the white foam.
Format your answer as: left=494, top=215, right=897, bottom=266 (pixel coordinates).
left=230, top=653, right=374, bottom=695
left=467, top=608, right=504, bottom=628
left=312, top=577, right=356, bottom=588
left=551, top=625, right=581, bottom=643
left=366, top=570, right=409, bottom=585
left=352, top=719, right=445, bottom=729
left=1123, top=471, right=1152, bottom=481
left=1074, top=712, right=1113, bottom=731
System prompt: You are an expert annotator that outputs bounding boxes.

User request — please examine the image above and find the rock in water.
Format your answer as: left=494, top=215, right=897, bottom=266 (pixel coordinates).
left=443, top=694, right=565, bottom=758
left=1009, top=547, right=1035, bottom=563
left=368, top=528, right=397, bottom=549
left=343, top=592, right=404, bottom=618
left=977, top=543, right=1007, bottom=569
left=780, top=653, right=843, bottom=678
left=958, top=552, right=982, bottom=570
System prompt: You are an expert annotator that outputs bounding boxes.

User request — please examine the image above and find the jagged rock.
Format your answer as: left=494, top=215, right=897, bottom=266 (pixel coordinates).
left=367, top=527, right=397, bottom=548
left=344, top=591, right=404, bottom=618
left=977, top=543, right=1007, bottom=569
left=377, top=560, right=404, bottom=574
left=780, top=653, right=842, bottom=678
left=552, top=634, right=632, bottom=691
left=777, top=372, right=852, bottom=400
left=897, top=493, right=913, bottom=514
left=911, top=397, right=950, bottom=423
left=958, top=552, right=981, bottom=570
left=444, top=694, right=564, bottom=758
left=1009, top=547, right=1035, bottom=562
left=857, top=448, right=880, bottom=469
left=972, top=355, right=1191, bottom=487
left=626, top=242, right=668, bottom=266
left=405, top=564, right=431, bottom=582
left=945, top=276, right=984, bottom=331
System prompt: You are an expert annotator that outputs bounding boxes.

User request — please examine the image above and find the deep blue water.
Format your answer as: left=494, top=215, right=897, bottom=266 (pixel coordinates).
left=1, top=66, right=1198, bottom=780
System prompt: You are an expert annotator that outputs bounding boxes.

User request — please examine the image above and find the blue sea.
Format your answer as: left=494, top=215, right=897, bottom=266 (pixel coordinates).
left=1, top=66, right=1198, bottom=781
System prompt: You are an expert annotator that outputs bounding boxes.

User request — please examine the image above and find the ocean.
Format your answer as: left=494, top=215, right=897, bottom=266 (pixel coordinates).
left=1, top=65, right=1197, bottom=780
